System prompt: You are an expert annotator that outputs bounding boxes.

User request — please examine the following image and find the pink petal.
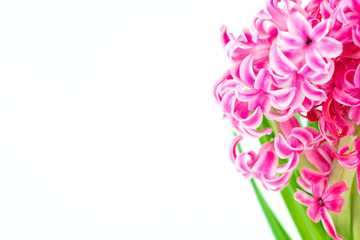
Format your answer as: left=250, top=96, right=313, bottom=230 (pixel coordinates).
left=333, top=87, right=360, bottom=106
left=241, top=125, right=273, bottom=138
left=270, top=43, right=298, bottom=76
left=307, top=205, right=321, bottom=222
left=300, top=78, right=327, bottom=101
left=236, top=152, right=257, bottom=174
left=254, top=69, right=272, bottom=93
left=316, top=37, right=342, bottom=58
left=322, top=181, right=349, bottom=202
left=312, top=177, right=327, bottom=198
left=270, top=87, right=296, bottom=108
left=252, top=151, right=278, bottom=179
left=220, top=25, right=231, bottom=48
left=229, top=135, right=244, bottom=163
left=305, top=150, right=331, bottom=173
left=297, top=177, right=311, bottom=193
left=300, top=168, right=329, bottom=186
left=277, top=152, right=299, bottom=173
left=294, top=189, right=315, bottom=206
left=240, top=107, right=263, bottom=129
left=306, top=61, right=334, bottom=85
left=332, top=150, right=360, bottom=169
left=274, top=134, right=301, bottom=159
left=320, top=208, right=343, bottom=240
left=279, top=117, right=300, bottom=137
left=305, top=47, right=328, bottom=73
left=289, top=128, right=314, bottom=148
left=355, top=138, right=360, bottom=152
left=221, top=91, right=236, bottom=114
left=277, top=31, right=304, bottom=50
left=354, top=64, right=360, bottom=88
left=309, top=19, right=331, bottom=41
left=236, top=89, right=261, bottom=102
left=266, top=108, right=294, bottom=122
left=240, top=55, right=256, bottom=87
left=287, top=12, right=311, bottom=40
left=262, top=171, right=292, bottom=191
left=324, top=197, right=344, bottom=213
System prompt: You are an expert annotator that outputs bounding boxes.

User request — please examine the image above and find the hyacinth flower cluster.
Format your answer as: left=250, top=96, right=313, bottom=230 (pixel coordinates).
left=213, top=0, right=360, bottom=239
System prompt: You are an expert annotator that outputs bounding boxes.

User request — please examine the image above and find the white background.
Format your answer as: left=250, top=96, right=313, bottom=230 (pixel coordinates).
left=0, top=0, right=305, bottom=239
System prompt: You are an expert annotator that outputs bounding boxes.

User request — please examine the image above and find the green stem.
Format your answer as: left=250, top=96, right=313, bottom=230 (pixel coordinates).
left=352, top=178, right=360, bottom=240
left=328, top=136, right=357, bottom=240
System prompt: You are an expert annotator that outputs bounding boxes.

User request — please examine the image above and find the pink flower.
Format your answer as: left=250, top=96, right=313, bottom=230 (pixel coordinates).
left=332, top=138, right=360, bottom=194
left=274, top=123, right=323, bottom=173
left=229, top=135, right=292, bottom=191
left=294, top=178, right=349, bottom=240
left=277, top=12, right=342, bottom=73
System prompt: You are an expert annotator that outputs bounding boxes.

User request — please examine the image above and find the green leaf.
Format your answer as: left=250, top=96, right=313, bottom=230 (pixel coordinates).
left=251, top=179, right=291, bottom=240
left=307, top=120, right=319, bottom=131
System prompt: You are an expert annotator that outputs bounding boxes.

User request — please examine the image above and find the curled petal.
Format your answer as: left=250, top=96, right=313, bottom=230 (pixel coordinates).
left=332, top=150, right=360, bottom=169
left=274, top=134, right=301, bottom=158
left=240, top=55, right=256, bottom=87
left=355, top=64, right=360, bottom=89
left=320, top=208, right=343, bottom=240
left=289, top=128, right=314, bottom=148
left=270, top=87, right=296, bottom=108
left=240, top=107, right=264, bottom=129
left=254, top=69, right=272, bottom=93
left=279, top=117, right=300, bottom=137
left=306, top=61, right=334, bottom=85
left=305, top=47, right=328, bottom=73
left=262, top=171, right=292, bottom=191
left=300, top=79, right=327, bottom=101
left=270, top=43, right=298, bottom=76
left=221, top=91, right=236, bottom=114
left=240, top=124, right=273, bottom=138
left=229, top=135, right=244, bottom=163
left=236, top=89, right=261, bottom=102
left=220, top=25, right=231, bottom=48
left=252, top=150, right=278, bottom=179
left=266, top=108, right=294, bottom=122
left=236, top=151, right=257, bottom=174
left=277, top=151, right=299, bottom=173
left=333, top=87, right=360, bottom=106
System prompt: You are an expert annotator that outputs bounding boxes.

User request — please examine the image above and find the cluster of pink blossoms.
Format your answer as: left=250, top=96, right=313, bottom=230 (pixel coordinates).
left=213, top=0, right=360, bottom=239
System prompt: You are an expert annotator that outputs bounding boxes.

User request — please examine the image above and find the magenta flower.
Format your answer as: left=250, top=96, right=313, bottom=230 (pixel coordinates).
left=332, top=138, right=360, bottom=194
left=294, top=178, right=349, bottom=240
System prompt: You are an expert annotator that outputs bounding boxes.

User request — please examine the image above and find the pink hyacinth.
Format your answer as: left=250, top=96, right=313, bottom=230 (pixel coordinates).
left=230, top=135, right=292, bottom=191
left=294, top=178, right=349, bottom=240
left=214, top=0, right=360, bottom=238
